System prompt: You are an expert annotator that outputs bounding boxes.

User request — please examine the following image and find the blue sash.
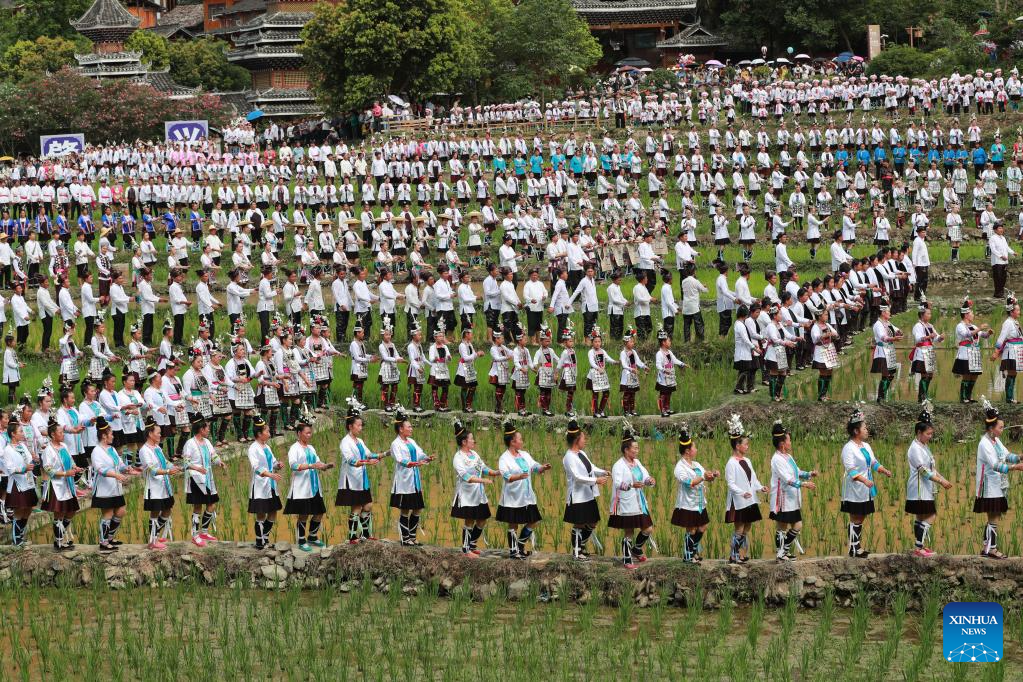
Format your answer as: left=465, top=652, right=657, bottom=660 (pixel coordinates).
left=263, top=447, right=276, bottom=493
left=305, top=446, right=319, bottom=495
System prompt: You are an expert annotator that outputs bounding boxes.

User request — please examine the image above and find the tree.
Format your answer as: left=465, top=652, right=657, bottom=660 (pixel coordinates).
left=125, top=30, right=170, bottom=70
left=865, top=45, right=932, bottom=77
left=0, top=36, right=82, bottom=82
left=168, top=38, right=250, bottom=91
left=493, top=0, right=600, bottom=101
left=301, top=0, right=470, bottom=111
left=0, top=67, right=232, bottom=154
left=0, top=0, right=91, bottom=52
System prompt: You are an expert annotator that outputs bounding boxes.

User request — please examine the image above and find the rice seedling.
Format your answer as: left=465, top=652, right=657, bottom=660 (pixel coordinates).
left=14, top=581, right=1010, bottom=679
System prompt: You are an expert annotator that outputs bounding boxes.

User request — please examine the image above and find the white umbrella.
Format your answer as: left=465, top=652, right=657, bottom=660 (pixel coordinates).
left=775, top=57, right=791, bottom=64
left=795, top=53, right=811, bottom=60
left=640, top=67, right=654, bottom=72
left=751, top=58, right=766, bottom=65
left=388, top=94, right=408, bottom=107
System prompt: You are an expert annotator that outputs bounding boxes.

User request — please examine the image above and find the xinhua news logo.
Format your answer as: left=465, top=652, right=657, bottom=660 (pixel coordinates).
left=943, top=602, right=1003, bottom=663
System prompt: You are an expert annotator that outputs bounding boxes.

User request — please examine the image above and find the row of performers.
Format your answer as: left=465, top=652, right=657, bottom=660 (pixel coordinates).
left=8, top=395, right=1023, bottom=563
left=734, top=289, right=1023, bottom=404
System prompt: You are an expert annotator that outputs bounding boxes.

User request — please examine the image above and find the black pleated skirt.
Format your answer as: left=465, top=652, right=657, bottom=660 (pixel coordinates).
left=390, top=491, right=425, bottom=510
left=563, top=499, right=601, bottom=525
left=336, top=488, right=373, bottom=506
left=284, top=493, right=326, bottom=516
left=249, top=491, right=283, bottom=514
left=671, top=508, right=709, bottom=528
left=450, top=502, right=491, bottom=520
left=186, top=488, right=220, bottom=506
left=41, top=495, right=80, bottom=514
left=143, top=495, right=175, bottom=512
left=904, top=499, right=936, bottom=515
left=608, top=513, right=653, bottom=530
left=973, top=496, right=1008, bottom=514
left=496, top=504, right=541, bottom=525
left=840, top=500, right=875, bottom=516
left=768, top=509, right=802, bottom=523
left=725, top=503, right=762, bottom=524
left=7, top=488, right=38, bottom=509
left=92, top=494, right=125, bottom=510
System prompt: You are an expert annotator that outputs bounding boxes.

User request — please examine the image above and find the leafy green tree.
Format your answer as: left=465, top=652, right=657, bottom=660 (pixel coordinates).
left=0, top=36, right=82, bottom=82
left=125, top=30, right=170, bottom=70
left=168, top=38, right=250, bottom=91
left=301, top=0, right=469, bottom=111
left=0, top=0, right=91, bottom=51
left=493, top=0, right=600, bottom=102
left=865, top=45, right=932, bottom=77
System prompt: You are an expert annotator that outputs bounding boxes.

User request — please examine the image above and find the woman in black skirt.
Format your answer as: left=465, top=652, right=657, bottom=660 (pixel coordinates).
left=496, top=421, right=552, bottom=559
left=2, top=420, right=37, bottom=547
left=139, top=417, right=179, bottom=550
left=338, top=399, right=383, bottom=544
left=451, top=419, right=500, bottom=556
left=90, top=416, right=140, bottom=552
left=671, top=424, right=719, bottom=563
left=904, top=402, right=952, bottom=557
left=768, top=420, right=818, bottom=562
left=285, top=414, right=333, bottom=551
left=41, top=418, right=84, bottom=551
left=182, top=415, right=226, bottom=548
left=840, top=408, right=893, bottom=558
left=562, top=418, right=609, bottom=562
left=609, top=425, right=656, bottom=569
left=247, top=415, right=284, bottom=550
left=975, top=400, right=1023, bottom=559
left=389, top=406, right=435, bottom=546
left=723, top=413, right=767, bottom=564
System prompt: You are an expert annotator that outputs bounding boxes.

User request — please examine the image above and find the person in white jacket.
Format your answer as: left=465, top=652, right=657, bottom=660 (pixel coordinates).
left=671, top=425, right=720, bottom=563
left=40, top=419, right=84, bottom=551
left=390, top=407, right=435, bottom=546
left=562, top=419, right=609, bottom=561
left=723, top=414, right=767, bottom=564
left=139, top=417, right=180, bottom=550
left=609, top=426, right=655, bottom=569
left=904, top=403, right=952, bottom=558
left=975, top=400, right=1023, bottom=559
left=841, top=409, right=893, bottom=558
left=183, top=415, right=226, bottom=547
left=284, top=415, right=333, bottom=551
left=767, top=421, right=818, bottom=562
left=337, top=400, right=383, bottom=544
left=90, top=416, right=140, bottom=552
left=451, top=420, right=500, bottom=556
left=495, top=421, right=551, bottom=559
left=655, top=328, right=686, bottom=417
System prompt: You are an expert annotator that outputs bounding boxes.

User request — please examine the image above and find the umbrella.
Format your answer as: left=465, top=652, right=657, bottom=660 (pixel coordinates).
left=639, top=67, right=654, bottom=72
left=736, top=59, right=751, bottom=66
left=616, top=66, right=640, bottom=73
left=775, top=57, right=791, bottom=64
left=833, top=53, right=852, bottom=63
left=245, top=110, right=264, bottom=121
left=852, top=56, right=864, bottom=62
left=795, top=53, right=811, bottom=60
left=751, top=58, right=766, bottom=65
left=388, top=94, right=408, bottom=107
left=614, top=57, right=651, bottom=68
left=705, top=59, right=725, bottom=67
left=0, top=156, right=13, bottom=162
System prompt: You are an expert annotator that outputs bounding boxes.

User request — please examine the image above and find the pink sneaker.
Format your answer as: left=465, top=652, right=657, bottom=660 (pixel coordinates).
left=147, top=541, right=166, bottom=551
left=624, top=563, right=637, bottom=570
left=199, top=532, right=218, bottom=542
left=76, top=489, right=88, bottom=498
left=155, top=537, right=169, bottom=548
left=913, top=547, right=936, bottom=558
left=191, top=535, right=206, bottom=547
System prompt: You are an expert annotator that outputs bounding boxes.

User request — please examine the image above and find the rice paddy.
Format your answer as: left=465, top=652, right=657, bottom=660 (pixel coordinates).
left=0, top=579, right=1017, bottom=681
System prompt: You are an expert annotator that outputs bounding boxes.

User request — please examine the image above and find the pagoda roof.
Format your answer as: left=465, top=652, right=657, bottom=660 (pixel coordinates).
left=75, top=50, right=144, bottom=65
left=571, top=0, right=694, bottom=25
left=232, top=29, right=302, bottom=46
left=71, top=0, right=141, bottom=41
left=656, top=21, right=726, bottom=48
left=248, top=87, right=316, bottom=103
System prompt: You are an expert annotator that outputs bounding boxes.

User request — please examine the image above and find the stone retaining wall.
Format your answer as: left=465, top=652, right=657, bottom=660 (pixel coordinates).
left=4, top=541, right=1021, bottom=612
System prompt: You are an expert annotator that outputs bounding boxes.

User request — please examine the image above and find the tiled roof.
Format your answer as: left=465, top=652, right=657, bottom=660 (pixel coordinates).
left=71, top=0, right=141, bottom=31
left=156, top=3, right=205, bottom=28
left=571, top=0, right=694, bottom=24
left=214, top=0, right=266, bottom=16
left=656, top=23, right=727, bottom=48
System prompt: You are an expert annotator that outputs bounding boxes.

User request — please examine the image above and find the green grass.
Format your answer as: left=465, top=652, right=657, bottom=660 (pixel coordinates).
left=0, top=582, right=1017, bottom=680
